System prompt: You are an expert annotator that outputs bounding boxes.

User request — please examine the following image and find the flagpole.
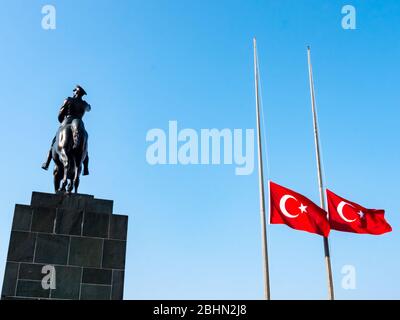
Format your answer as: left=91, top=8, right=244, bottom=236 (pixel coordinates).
left=253, top=38, right=271, bottom=300
left=306, top=46, right=335, bottom=300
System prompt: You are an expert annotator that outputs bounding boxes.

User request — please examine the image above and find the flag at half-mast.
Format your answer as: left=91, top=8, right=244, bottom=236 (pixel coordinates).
left=269, top=181, right=330, bottom=237
left=327, top=189, right=392, bottom=235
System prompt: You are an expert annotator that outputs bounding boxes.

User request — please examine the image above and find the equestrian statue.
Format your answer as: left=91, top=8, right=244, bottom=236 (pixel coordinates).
left=42, top=85, right=91, bottom=193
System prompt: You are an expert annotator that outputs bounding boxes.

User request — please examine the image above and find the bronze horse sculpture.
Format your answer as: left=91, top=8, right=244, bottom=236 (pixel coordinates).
left=52, top=118, right=88, bottom=193
left=42, top=85, right=91, bottom=194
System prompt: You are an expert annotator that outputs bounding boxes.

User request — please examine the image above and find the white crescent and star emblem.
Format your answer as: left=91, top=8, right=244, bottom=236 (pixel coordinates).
left=337, top=201, right=364, bottom=223
left=279, top=195, right=307, bottom=219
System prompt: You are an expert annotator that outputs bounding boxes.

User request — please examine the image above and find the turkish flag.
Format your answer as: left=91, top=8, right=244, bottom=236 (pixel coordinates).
left=327, top=189, right=392, bottom=235
left=269, top=181, right=330, bottom=237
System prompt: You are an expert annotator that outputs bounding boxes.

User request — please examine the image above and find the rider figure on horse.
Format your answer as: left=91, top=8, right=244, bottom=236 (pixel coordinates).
left=42, top=85, right=91, bottom=175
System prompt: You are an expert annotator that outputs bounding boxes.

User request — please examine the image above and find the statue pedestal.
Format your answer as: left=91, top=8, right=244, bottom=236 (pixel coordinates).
left=1, top=192, right=128, bottom=300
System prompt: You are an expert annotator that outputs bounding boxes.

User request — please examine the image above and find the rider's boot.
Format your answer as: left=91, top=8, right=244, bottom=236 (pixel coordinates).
left=73, top=129, right=80, bottom=149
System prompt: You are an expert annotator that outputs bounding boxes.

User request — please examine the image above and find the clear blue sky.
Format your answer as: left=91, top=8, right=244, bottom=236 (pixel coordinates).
left=0, top=0, right=399, bottom=299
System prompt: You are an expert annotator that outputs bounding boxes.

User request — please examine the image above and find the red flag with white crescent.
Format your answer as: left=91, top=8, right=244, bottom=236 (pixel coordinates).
left=269, top=181, right=330, bottom=237
left=327, top=189, right=392, bottom=235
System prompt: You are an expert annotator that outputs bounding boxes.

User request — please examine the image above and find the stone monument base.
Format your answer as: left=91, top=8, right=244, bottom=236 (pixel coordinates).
left=1, top=192, right=128, bottom=300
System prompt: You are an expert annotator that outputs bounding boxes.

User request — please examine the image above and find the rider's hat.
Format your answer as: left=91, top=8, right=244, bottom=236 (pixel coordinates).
left=73, top=85, right=87, bottom=96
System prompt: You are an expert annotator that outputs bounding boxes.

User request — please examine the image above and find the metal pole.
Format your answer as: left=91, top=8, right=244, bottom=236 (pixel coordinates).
left=253, top=38, right=271, bottom=300
left=306, top=46, right=335, bottom=300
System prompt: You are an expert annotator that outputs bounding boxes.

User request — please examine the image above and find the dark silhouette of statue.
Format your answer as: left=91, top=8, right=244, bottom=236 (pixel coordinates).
left=42, top=85, right=91, bottom=193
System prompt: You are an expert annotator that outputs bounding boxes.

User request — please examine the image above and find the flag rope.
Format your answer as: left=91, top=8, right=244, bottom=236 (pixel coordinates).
left=256, top=53, right=272, bottom=180
left=307, top=46, right=335, bottom=300
left=253, top=38, right=271, bottom=300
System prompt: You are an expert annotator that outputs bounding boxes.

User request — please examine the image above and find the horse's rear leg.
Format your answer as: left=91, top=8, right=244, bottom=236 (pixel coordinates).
left=74, top=165, right=82, bottom=194
left=53, top=165, right=63, bottom=192
left=67, top=158, right=76, bottom=194
left=59, top=149, right=69, bottom=192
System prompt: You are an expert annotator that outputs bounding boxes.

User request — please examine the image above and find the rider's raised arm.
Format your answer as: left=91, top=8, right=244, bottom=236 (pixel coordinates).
left=57, top=98, right=69, bottom=123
